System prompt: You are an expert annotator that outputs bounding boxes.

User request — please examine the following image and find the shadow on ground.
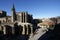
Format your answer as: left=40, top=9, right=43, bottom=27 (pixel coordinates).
left=38, top=23, right=60, bottom=40
left=0, top=34, right=29, bottom=40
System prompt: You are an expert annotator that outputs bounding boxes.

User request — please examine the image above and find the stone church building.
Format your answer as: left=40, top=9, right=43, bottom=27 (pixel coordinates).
left=0, top=4, right=33, bottom=35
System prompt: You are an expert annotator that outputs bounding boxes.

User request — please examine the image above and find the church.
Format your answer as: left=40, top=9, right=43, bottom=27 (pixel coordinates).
left=0, top=4, right=33, bottom=35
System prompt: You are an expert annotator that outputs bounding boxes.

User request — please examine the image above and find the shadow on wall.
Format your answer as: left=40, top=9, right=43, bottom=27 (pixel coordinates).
left=0, top=23, right=30, bottom=40
left=14, top=23, right=23, bottom=35
left=38, top=23, right=60, bottom=40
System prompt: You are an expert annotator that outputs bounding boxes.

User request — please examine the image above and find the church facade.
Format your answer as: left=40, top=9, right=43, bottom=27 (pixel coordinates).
left=0, top=4, right=33, bottom=35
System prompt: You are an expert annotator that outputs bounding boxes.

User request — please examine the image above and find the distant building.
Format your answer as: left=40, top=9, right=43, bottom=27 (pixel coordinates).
left=0, top=4, right=33, bottom=35
left=0, top=11, right=6, bottom=17
left=50, top=17, right=60, bottom=24
left=38, top=19, right=55, bottom=31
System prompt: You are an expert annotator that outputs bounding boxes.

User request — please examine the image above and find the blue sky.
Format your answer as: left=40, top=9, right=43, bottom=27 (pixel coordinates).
left=0, top=0, right=60, bottom=19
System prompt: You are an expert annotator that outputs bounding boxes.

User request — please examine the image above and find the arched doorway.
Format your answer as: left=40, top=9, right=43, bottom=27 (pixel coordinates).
left=5, top=25, right=12, bottom=35
left=28, top=25, right=31, bottom=34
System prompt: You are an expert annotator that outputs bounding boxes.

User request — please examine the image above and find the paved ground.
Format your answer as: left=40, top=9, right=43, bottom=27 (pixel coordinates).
left=29, top=28, right=46, bottom=40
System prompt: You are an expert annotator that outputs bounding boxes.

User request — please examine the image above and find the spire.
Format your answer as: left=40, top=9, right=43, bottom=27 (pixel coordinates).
left=11, top=3, right=16, bottom=22
left=12, top=3, right=15, bottom=10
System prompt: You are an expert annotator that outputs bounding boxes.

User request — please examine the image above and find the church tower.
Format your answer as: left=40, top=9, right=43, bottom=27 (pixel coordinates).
left=12, top=4, right=16, bottom=22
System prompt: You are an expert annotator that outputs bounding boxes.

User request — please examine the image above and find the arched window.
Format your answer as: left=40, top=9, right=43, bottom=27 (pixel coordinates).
left=1, top=26, right=3, bottom=30
left=3, top=20, right=5, bottom=23
left=0, top=20, right=1, bottom=24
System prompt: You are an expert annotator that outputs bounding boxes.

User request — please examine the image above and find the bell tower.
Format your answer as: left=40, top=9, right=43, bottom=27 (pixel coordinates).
left=12, top=4, right=16, bottom=22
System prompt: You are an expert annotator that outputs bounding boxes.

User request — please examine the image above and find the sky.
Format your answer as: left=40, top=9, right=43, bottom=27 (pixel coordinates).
left=0, top=0, right=60, bottom=19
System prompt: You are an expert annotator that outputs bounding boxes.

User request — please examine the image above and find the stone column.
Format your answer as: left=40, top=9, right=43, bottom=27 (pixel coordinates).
left=3, top=26, right=6, bottom=35
left=21, top=13, right=22, bottom=23
left=22, top=25, right=25, bottom=35
left=30, top=27, right=33, bottom=34
left=20, top=15, right=21, bottom=22
left=12, top=27, right=15, bottom=34
left=25, top=13, right=27, bottom=23
left=24, top=25, right=27, bottom=35
left=0, top=26, right=2, bottom=31
left=26, top=25, right=28, bottom=35
left=21, top=13, right=23, bottom=23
